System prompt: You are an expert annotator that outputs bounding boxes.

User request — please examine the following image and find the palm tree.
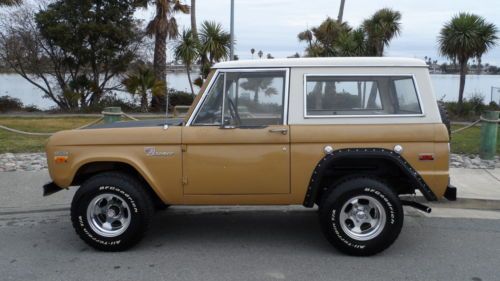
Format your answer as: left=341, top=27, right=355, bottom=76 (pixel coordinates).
left=335, top=27, right=366, bottom=56
left=190, top=0, right=198, bottom=40
left=438, top=13, right=498, bottom=106
left=250, top=48, right=255, bottom=59
left=139, top=0, right=190, bottom=111
left=122, top=65, right=164, bottom=112
left=337, top=0, right=346, bottom=23
left=240, top=77, right=274, bottom=103
left=298, top=29, right=313, bottom=51
left=362, top=8, right=402, bottom=56
left=0, top=0, right=21, bottom=6
left=257, top=50, right=263, bottom=59
left=174, top=29, right=199, bottom=95
left=198, top=21, right=230, bottom=78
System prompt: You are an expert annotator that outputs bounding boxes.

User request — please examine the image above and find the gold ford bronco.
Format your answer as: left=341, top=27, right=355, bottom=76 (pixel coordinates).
left=44, top=57, right=456, bottom=256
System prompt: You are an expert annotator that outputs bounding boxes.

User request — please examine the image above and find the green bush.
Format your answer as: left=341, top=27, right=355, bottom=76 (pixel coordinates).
left=0, top=95, right=23, bottom=112
left=168, top=90, right=195, bottom=108
left=444, top=93, right=500, bottom=121
left=0, top=96, right=41, bottom=113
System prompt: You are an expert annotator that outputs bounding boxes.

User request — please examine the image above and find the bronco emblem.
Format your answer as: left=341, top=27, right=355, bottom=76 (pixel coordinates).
left=144, top=147, right=174, bottom=157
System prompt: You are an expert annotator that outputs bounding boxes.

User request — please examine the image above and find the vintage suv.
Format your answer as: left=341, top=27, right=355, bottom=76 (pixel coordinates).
left=44, top=57, right=456, bottom=256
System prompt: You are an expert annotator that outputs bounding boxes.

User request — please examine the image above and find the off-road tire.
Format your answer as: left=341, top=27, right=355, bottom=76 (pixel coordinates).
left=71, top=172, right=154, bottom=251
left=319, top=177, right=403, bottom=256
left=438, top=101, right=451, bottom=138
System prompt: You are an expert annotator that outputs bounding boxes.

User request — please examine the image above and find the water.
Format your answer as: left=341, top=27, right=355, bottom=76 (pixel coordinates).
left=1, top=73, right=499, bottom=109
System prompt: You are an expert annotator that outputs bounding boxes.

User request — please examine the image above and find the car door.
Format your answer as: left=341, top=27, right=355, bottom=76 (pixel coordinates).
left=182, top=69, right=290, bottom=195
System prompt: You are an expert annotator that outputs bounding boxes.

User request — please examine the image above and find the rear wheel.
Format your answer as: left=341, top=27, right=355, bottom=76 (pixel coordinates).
left=319, top=177, right=403, bottom=256
left=71, top=172, right=154, bottom=251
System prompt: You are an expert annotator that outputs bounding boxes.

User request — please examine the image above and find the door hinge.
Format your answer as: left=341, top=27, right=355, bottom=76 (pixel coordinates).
left=181, top=144, right=187, bottom=152
left=182, top=176, right=188, bottom=185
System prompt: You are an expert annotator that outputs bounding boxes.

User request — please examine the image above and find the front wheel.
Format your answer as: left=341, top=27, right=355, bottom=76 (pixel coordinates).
left=319, top=177, right=403, bottom=256
left=71, top=172, right=154, bottom=251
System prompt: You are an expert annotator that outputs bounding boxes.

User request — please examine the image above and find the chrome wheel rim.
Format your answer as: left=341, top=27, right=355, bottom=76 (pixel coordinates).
left=338, top=195, right=386, bottom=241
left=86, top=193, right=131, bottom=237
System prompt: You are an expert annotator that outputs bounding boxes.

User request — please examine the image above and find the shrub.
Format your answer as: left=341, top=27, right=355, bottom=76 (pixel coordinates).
left=169, top=90, right=195, bottom=108
left=0, top=95, right=23, bottom=112
left=443, top=92, right=500, bottom=121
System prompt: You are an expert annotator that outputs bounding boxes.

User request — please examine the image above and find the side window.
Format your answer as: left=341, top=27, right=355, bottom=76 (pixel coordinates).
left=393, top=78, right=422, bottom=114
left=193, top=70, right=287, bottom=127
left=305, top=75, right=422, bottom=116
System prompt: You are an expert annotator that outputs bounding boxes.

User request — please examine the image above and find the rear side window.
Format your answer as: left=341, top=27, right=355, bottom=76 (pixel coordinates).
left=305, top=75, right=422, bottom=117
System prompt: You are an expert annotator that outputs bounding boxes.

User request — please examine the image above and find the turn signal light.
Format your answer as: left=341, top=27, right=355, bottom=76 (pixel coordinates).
left=54, top=156, right=68, bottom=164
left=418, top=154, right=434, bottom=161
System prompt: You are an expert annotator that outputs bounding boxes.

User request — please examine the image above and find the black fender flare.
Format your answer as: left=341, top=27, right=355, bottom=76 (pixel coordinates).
left=303, top=148, right=437, bottom=207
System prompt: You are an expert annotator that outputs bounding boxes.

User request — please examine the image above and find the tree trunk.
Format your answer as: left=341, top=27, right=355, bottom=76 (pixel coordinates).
left=253, top=89, right=259, bottom=103
left=191, top=0, right=198, bottom=40
left=140, top=92, right=148, bottom=113
left=152, top=29, right=167, bottom=112
left=458, top=61, right=467, bottom=106
left=477, top=57, right=482, bottom=74
left=186, top=64, right=195, bottom=95
left=337, top=0, right=346, bottom=23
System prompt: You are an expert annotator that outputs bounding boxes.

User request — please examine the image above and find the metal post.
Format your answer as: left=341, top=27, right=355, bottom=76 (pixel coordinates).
left=229, top=0, right=235, bottom=60
left=103, top=107, right=122, bottom=124
left=479, top=111, right=499, bottom=160
left=491, top=86, right=500, bottom=104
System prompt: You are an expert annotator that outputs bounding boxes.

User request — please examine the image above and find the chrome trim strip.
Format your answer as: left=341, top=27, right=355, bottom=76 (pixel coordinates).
left=302, top=74, right=425, bottom=118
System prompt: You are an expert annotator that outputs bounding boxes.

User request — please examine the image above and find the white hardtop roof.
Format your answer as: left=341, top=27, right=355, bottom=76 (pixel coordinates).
left=213, top=57, right=427, bottom=69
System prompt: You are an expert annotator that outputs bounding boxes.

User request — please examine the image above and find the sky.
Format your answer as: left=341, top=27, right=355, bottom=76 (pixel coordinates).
left=137, top=0, right=500, bottom=65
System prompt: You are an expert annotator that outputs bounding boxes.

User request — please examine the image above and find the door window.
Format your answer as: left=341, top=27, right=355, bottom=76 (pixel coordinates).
left=192, top=70, right=287, bottom=127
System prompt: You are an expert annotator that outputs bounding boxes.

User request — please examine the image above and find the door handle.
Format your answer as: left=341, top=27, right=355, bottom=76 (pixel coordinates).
left=269, top=128, right=288, bottom=135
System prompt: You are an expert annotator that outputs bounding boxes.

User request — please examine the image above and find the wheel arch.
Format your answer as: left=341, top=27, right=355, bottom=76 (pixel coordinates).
left=303, top=148, right=437, bottom=207
left=71, top=160, right=166, bottom=206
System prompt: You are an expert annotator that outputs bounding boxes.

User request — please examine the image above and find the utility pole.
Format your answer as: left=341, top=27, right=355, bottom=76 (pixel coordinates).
left=230, top=0, right=235, bottom=60
left=337, top=0, right=346, bottom=23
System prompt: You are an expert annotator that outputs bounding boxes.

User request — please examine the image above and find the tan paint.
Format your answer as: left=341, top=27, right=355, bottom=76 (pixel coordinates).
left=289, top=123, right=450, bottom=204
left=46, top=122, right=449, bottom=205
left=182, top=125, right=290, bottom=195
left=46, top=127, right=184, bottom=204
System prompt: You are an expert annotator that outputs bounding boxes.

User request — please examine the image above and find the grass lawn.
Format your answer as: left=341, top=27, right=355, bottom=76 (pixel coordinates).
left=451, top=124, right=500, bottom=155
left=1, top=117, right=499, bottom=155
left=0, top=117, right=100, bottom=153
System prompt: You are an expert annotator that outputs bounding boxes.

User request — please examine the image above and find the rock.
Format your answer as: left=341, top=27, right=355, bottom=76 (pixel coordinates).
left=471, top=157, right=482, bottom=166
left=3, top=153, right=15, bottom=159
left=462, top=157, right=473, bottom=168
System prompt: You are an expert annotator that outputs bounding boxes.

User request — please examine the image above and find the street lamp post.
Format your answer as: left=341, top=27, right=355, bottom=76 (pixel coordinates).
left=230, top=0, right=235, bottom=60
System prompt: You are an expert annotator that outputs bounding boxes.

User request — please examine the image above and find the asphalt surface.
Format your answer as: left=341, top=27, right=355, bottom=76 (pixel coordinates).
left=1, top=171, right=500, bottom=281
left=0, top=207, right=499, bottom=281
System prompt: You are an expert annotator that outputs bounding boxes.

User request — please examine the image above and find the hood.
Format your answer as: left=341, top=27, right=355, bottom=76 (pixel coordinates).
left=85, top=118, right=183, bottom=129
left=47, top=119, right=182, bottom=146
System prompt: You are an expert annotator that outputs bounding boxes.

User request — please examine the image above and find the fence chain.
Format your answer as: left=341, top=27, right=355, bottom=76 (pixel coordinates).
left=451, top=117, right=499, bottom=134
left=451, top=120, right=481, bottom=134
left=0, top=116, right=105, bottom=136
